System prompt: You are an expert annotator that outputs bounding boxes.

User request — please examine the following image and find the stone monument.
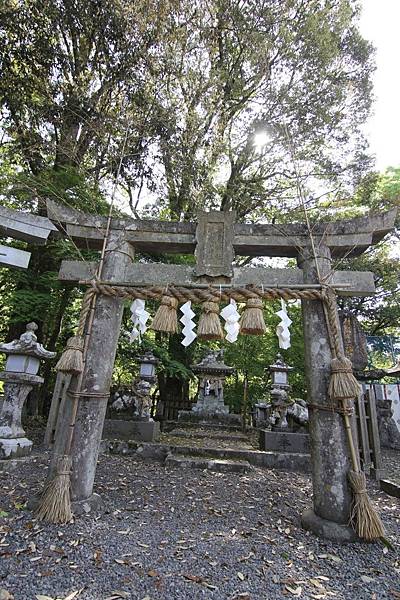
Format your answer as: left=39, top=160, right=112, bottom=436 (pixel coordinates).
left=102, top=351, right=161, bottom=442
left=0, top=323, right=55, bottom=459
left=259, top=354, right=310, bottom=454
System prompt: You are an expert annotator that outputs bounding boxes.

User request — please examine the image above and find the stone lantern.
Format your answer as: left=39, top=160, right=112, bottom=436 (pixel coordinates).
left=269, top=353, right=293, bottom=390
left=268, top=354, right=293, bottom=431
left=0, top=323, right=55, bottom=459
left=137, top=351, right=159, bottom=384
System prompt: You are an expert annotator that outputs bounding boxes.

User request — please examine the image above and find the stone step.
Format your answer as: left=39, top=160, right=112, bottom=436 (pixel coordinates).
left=106, top=440, right=311, bottom=473
left=166, top=430, right=250, bottom=443
left=165, top=453, right=251, bottom=474
left=162, top=420, right=246, bottom=433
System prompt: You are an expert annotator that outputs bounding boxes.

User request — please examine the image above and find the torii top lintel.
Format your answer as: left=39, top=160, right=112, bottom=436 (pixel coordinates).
left=46, top=199, right=397, bottom=262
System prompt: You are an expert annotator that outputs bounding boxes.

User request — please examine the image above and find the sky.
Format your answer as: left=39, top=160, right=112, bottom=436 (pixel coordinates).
left=359, top=0, right=400, bottom=171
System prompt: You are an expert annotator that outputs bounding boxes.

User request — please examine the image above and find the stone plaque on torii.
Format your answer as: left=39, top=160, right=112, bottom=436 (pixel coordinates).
left=43, top=200, right=396, bottom=538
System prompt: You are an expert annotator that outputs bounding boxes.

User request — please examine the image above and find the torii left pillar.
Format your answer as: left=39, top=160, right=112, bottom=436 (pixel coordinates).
left=50, top=232, right=134, bottom=511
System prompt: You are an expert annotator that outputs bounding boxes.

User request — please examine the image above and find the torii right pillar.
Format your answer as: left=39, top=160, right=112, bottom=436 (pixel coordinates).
left=298, top=245, right=357, bottom=542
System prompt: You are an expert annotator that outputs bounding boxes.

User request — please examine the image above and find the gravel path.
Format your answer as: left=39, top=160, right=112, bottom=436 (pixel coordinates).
left=0, top=451, right=399, bottom=600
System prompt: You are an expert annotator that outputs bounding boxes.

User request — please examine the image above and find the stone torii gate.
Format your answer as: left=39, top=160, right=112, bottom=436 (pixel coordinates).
left=47, top=200, right=396, bottom=540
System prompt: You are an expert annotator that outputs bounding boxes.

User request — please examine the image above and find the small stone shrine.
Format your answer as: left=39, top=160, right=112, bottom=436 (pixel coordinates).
left=0, top=323, right=55, bottom=459
left=179, top=350, right=240, bottom=425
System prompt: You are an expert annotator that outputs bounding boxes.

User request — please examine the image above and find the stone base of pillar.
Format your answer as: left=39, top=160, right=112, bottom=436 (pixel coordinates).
left=71, top=493, right=104, bottom=516
left=301, top=508, right=359, bottom=543
left=28, top=492, right=104, bottom=517
left=0, top=437, right=32, bottom=459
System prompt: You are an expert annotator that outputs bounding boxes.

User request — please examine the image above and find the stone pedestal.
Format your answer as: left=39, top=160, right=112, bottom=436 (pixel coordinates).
left=190, top=395, right=229, bottom=415
left=260, top=430, right=310, bottom=454
left=102, top=418, right=160, bottom=442
left=298, top=246, right=356, bottom=542
left=0, top=372, right=43, bottom=459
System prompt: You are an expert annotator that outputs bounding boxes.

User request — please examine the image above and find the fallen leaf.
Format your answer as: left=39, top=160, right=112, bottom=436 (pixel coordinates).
left=360, top=575, right=374, bottom=584
left=104, top=592, right=129, bottom=600
left=310, top=579, right=325, bottom=590
left=285, top=585, right=302, bottom=597
left=237, top=572, right=246, bottom=581
left=64, top=591, right=81, bottom=600
left=147, top=570, right=159, bottom=578
left=35, top=596, right=54, bottom=600
left=183, top=574, right=205, bottom=584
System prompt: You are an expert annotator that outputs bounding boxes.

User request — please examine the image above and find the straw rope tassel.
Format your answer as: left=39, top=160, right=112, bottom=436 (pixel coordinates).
left=35, top=288, right=95, bottom=523
left=323, top=289, right=385, bottom=540
left=54, top=288, right=95, bottom=375
left=151, top=295, right=179, bottom=333
left=197, top=301, right=224, bottom=340
left=239, top=297, right=266, bottom=335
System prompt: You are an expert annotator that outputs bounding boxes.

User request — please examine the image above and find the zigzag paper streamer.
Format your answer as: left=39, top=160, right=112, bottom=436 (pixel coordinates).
left=180, top=300, right=197, bottom=347
left=275, top=299, right=292, bottom=349
left=129, top=299, right=150, bottom=342
left=220, top=299, right=240, bottom=343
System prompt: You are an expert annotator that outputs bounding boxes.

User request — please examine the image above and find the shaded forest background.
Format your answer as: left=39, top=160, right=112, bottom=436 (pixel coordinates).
left=0, top=0, right=399, bottom=416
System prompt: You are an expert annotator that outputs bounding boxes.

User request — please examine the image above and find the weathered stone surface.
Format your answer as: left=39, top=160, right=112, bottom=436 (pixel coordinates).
left=260, top=430, right=310, bottom=454
left=0, top=244, right=31, bottom=270
left=301, top=509, right=359, bottom=543
left=104, top=440, right=311, bottom=473
left=178, top=411, right=242, bottom=427
left=0, top=205, right=58, bottom=244
left=165, top=453, right=251, bottom=473
left=380, top=479, right=400, bottom=498
left=50, top=233, right=135, bottom=502
left=0, top=373, right=42, bottom=459
left=0, top=437, right=32, bottom=459
left=102, top=419, right=160, bottom=443
left=47, top=200, right=396, bottom=258
left=299, top=245, right=354, bottom=527
left=339, top=311, right=368, bottom=371
left=195, top=210, right=235, bottom=277
left=58, top=261, right=376, bottom=297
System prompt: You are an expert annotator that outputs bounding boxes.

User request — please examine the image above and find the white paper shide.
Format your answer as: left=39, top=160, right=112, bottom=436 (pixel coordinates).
left=220, top=299, right=240, bottom=343
left=180, top=301, right=197, bottom=347
left=129, top=299, right=150, bottom=342
left=275, top=299, right=292, bottom=349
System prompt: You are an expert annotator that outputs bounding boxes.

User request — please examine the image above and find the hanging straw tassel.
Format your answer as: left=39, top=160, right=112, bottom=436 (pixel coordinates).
left=151, top=295, right=179, bottom=333
left=34, top=288, right=96, bottom=523
left=328, top=355, right=361, bottom=402
left=198, top=301, right=224, bottom=340
left=348, top=470, right=385, bottom=540
left=35, top=455, right=73, bottom=523
left=53, top=288, right=95, bottom=375
left=239, top=297, right=266, bottom=335
left=323, top=290, right=385, bottom=540
left=55, top=336, right=84, bottom=374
